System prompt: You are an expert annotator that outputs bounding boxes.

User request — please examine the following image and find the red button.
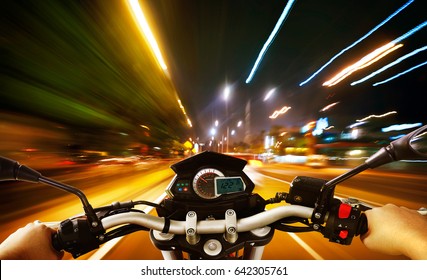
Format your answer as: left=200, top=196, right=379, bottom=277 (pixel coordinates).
left=338, top=203, right=352, bottom=219
left=339, top=230, right=348, bottom=239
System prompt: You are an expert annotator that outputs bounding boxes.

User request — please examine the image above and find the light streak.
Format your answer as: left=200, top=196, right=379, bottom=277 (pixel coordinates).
left=354, top=44, right=403, bottom=70
left=245, top=0, right=296, bottom=83
left=382, top=123, right=423, bottom=132
left=264, top=88, right=276, bottom=101
left=391, top=21, right=427, bottom=44
left=320, top=102, right=339, bottom=112
left=349, top=121, right=367, bottom=129
left=178, top=99, right=193, bottom=127
left=389, top=134, right=406, bottom=140
left=356, top=111, right=397, bottom=122
left=223, top=85, right=231, bottom=100
left=187, top=119, right=193, bottom=127
left=301, top=121, right=316, bottom=133
left=323, top=43, right=402, bottom=87
left=269, top=106, right=292, bottom=119
left=127, top=0, right=168, bottom=70
left=299, top=0, right=414, bottom=86
left=351, top=44, right=427, bottom=86
left=373, top=60, right=427, bottom=86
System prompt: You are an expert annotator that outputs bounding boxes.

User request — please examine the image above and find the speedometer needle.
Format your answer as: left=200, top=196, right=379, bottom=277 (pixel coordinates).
left=200, top=177, right=208, bottom=183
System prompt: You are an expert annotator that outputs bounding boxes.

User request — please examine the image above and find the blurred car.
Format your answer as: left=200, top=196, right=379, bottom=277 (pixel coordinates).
left=305, top=154, right=328, bottom=168
left=97, top=156, right=139, bottom=165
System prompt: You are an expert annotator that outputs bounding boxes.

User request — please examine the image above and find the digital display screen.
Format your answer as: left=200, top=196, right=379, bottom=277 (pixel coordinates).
left=215, top=177, right=245, bottom=195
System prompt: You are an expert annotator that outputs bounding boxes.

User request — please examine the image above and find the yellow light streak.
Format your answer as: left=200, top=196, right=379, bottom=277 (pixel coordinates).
left=356, top=44, right=403, bottom=70
left=178, top=99, right=193, bottom=127
left=269, top=106, right=291, bottom=119
left=323, top=42, right=402, bottom=87
left=320, top=102, right=340, bottom=112
left=127, top=0, right=168, bottom=70
left=356, top=111, right=397, bottom=122
left=126, top=1, right=192, bottom=129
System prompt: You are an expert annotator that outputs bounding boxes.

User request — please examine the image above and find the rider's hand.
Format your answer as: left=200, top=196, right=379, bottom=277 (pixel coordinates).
left=0, top=221, right=64, bottom=260
left=361, top=203, right=427, bottom=260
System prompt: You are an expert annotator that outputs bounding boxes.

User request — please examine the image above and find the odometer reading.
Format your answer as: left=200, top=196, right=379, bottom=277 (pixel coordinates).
left=215, top=177, right=245, bottom=195
left=192, top=168, right=224, bottom=199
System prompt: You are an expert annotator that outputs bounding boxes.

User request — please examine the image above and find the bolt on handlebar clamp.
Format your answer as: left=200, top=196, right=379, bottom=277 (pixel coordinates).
left=225, top=209, right=238, bottom=243
left=185, top=211, right=200, bottom=245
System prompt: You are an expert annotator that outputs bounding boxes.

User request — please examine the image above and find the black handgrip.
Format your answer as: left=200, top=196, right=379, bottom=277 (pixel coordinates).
left=355, top=213, right=368, bottom=236
left=51, top=232, right=63, bottom=252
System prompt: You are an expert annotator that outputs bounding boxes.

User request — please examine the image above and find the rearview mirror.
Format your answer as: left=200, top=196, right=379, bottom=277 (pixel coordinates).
left=365, top=125, right=427, bottom=168
left=410, top=130, right=427, bottom=155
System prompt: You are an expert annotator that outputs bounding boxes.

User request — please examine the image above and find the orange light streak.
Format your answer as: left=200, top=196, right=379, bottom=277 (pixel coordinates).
left=269, top=106, right=292, bottom=119
left=323, top=42, right=403, bottom=87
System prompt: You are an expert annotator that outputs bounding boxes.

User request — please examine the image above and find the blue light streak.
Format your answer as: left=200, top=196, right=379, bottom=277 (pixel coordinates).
left=351, top=45, right=427, bottom=86
left=382, top=123, right=423, bottom=132
left=245, top=0, right=296, bottom=84
left=391, top=21, right=427, bottom=44
left=373, top=60, right=427, bottom=86
left=298, top=0, right=414, bottom=86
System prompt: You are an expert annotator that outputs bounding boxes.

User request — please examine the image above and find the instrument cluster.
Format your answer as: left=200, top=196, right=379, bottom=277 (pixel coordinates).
left=166, top=151, right=254, bottom=201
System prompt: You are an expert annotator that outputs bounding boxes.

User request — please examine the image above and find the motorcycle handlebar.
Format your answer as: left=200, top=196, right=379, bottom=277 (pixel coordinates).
left=51, top=204, right=314, bottom=257
left=51, top=202, right=368, bottom=258
left=101, top=205, right=314, bottom=234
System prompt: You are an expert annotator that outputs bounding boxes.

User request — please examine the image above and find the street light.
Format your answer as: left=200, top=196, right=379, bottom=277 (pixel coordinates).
left=263, top=88, right=276, bottom=101
left=223, top=86, right=231, bottom=101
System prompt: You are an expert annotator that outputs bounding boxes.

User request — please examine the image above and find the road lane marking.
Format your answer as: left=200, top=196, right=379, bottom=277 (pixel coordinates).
left=88, top=193, right=166, bottom=260
left=287, top=232, right=324, bottom=260
left=258, top=173, right=293, bottom=185
left=253, top=171, right=324, bottom=259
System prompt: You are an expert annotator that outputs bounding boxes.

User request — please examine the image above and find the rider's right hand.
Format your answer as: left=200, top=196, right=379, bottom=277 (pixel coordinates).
left=0, top=221, right=64, bottom=260
left=361, top=203, right=427, bottom=260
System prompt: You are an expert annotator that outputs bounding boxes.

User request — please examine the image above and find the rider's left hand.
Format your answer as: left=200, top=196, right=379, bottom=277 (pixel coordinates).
left=0, top=221, right=64, bottom=260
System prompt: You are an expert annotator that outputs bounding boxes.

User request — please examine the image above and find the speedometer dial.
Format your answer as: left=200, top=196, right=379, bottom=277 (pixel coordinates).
left=192, top=168, right=224, bottom=199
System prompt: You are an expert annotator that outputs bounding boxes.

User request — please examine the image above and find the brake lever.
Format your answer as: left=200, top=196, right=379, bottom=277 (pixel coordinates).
left=340, top=198, right=373, bottom=211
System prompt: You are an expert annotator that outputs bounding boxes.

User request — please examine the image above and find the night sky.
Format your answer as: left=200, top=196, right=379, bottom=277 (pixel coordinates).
left=1, top=0, right=427, bottom=145
left=145, top=0, right=427, bottom=138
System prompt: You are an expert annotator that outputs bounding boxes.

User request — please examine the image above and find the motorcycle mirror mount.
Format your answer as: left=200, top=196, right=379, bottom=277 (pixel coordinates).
left=312, top=124, right=427, bottom=225
left=0, top=156, right=103, bottom=233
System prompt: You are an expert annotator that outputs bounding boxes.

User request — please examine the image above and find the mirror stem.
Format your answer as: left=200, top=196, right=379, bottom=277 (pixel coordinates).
left=324, top=163, right=369, bottom=188
left=38, top=176, right=102, bottom=232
